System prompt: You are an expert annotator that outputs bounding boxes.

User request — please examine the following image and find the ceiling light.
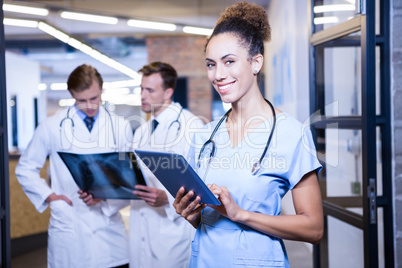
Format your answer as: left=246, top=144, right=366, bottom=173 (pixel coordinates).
left=314, top=16, right=339, bottom=24
left=104, top=80, right=140, bottom=89
left=103, top=88, right=130, bottom=95
left=182, top=26, right=213, bottom=36
left=79, top=44, right=94, bottom=55
left=36, top=22, right=140, bottom=80
left=3, top=4, right=49, bottom=16
left=3, top=18, right=38, bottom=28
left=67, top=38, right=84, bottom=50
left=60, top=11, right=118, bottom=25
left=38, top=22, right=70, bottom=43
left=314, top=4, right=355, bottom=13
left=50, top=83, right=68, bottom=91
left=127, top=19, right=176, bottom=31
left=59, top=99, right=76, bottom=107
left=102, top=93, right=141, bottom=106
left=38, top=83, right=47, bottom=90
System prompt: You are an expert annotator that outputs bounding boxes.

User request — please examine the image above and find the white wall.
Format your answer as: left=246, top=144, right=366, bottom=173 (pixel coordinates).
left=6, top=51, right=42, bottom=152
left=265, top=0, right=310, bottom=215
left=265, top=0, right=310, bottom=123
left=264, top=0, right=313, bottom=254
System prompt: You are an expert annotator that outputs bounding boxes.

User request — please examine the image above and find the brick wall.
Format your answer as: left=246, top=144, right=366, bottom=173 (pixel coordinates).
left=145, top=35, right=212, bottom=122
left=392, top=0, right=402, bottom=266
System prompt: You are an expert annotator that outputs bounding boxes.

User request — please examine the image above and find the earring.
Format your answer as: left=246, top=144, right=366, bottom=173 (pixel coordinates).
left=253, top=69, right=258, bottom=74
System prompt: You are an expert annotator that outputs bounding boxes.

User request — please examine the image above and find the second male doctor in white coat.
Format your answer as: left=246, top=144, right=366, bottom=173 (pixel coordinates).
left=16, top=64, right=132, bottom=268
left=130, top=61, right=204, bottom=267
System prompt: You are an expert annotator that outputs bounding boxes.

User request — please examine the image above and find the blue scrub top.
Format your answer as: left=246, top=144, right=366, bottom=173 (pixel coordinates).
left=188, top=112, right=322, bottom=268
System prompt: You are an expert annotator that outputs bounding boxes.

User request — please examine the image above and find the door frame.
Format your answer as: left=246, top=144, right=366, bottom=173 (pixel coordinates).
left=308, top=0, right=393, bottom=267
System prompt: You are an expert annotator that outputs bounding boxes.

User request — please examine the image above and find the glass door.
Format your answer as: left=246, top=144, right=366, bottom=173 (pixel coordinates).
left=308, top=0, right=392, bottom=267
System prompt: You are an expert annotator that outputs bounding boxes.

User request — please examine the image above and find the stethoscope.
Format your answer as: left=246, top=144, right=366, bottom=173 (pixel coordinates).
left=59, top=105, right=117, bottom=150
left=197, top=98, right=276, bottom=180
left=138, top=107, right=183, bottom=150
left=164, top=107, right=183, bottom=147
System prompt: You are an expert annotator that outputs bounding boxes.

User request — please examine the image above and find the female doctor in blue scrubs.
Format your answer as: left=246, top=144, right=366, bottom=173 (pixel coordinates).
left=173, top=2, right=324, bottom=267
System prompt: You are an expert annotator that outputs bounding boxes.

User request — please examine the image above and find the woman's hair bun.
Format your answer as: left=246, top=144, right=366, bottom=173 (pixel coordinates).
left=216, top=1, right=271, bottom=42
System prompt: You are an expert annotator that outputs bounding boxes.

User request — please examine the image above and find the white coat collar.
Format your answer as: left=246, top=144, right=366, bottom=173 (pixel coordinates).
left=150, top=102, right=183, bottom=127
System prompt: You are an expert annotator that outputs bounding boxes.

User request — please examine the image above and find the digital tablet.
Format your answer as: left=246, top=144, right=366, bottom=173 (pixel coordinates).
left=58, top=151, right=146, bottom=199
left=134, top=150, right=220, bottom=205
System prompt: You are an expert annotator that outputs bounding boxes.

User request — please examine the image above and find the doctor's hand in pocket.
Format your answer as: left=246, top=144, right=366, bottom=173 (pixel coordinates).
left=78, top=190, right=102, bottom=206
left=46, top=193, right=73, bottom=206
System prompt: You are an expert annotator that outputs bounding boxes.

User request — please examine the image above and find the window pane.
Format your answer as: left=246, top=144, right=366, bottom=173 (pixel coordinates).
left=328, top=215, right=364, bottom=267
left=376, top=126, right=383, bottom=196
left=322, top=41, right=362, bottom=116
left=378, top=207, right=385, bottom=268
left=376, top=46, right=381, bottom=115
left=0, top=220, right=2, bottom=267
left=318, top=129, right=362, bottom=197
left=0, top=135, right=3, bottom=201
left=376, top=0, right=380, bottom=35
left=313, top=0, right=359, bottom=33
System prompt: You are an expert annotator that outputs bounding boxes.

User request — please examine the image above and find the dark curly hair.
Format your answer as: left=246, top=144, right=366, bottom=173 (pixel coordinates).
left=206, top=1, right=271, bottom=58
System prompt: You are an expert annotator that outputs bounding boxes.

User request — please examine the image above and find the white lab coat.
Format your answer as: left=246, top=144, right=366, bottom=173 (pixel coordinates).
left=15, top=106, right=133, bottom=268
left=130, top=102, right=204, bottom=268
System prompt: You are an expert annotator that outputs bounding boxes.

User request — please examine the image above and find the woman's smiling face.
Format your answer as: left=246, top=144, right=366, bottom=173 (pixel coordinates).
left=205, top=33, right=257, bottom=105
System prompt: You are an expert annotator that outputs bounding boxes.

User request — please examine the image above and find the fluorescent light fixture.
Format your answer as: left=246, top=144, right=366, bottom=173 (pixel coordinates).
left=59, top=99, right=76, bottom=107
left=103, top=88, right=130, bottom=95
left=127, top=19, right=176, bottom=31
left=314, top=4, right=355, bottom=13
left=79, top=44, right=94, bottom=55
left=38, top=22, right=70, bottom=42
left=314, top=16, right=339, bottom=24
left=3, top=4, right=49, bottom=16
left=182, top=26, right=213, bottom=36
left=102, top=93, right=141, bottom=106
left=67, top=38, right=84, bottom=50
left=60, top=11, right=118, bottom=25
left=3, top=18, right=38, bottom=28
left=38, top=83, right=47, bottom=90
left=50, top=83, right=68, bottom=91
left=104, top=80, right=140, bottom=89
left=36, top=22, right=140, bottom=80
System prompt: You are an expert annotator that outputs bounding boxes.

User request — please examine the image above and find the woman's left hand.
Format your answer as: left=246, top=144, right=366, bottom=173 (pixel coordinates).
left=207, top=183, right=245, bottom=222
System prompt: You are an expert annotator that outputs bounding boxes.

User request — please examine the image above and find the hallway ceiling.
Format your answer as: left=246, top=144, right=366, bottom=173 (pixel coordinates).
left=3, top=0, right=271, bottom=85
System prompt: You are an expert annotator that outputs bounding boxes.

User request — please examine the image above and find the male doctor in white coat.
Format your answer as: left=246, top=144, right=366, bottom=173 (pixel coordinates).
left=15, top=64, right=132, bottom=268
left=130, top=62, right=204, bottom=267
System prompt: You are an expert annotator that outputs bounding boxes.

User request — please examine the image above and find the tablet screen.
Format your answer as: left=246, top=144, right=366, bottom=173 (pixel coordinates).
left=134, top=150, right=220, bottom=205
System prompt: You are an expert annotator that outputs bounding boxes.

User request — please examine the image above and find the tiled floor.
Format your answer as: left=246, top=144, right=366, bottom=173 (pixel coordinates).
left=11, top=240, right=312, bottom=268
